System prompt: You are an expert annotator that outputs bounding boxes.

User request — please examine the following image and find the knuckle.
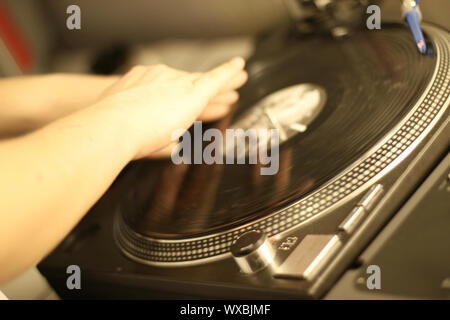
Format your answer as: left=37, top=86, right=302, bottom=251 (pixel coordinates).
left=152, top=63, right=168, bottom=71
left=230, top=90, right=239, bottom=97
left=231, top=91, right=239, bottom=101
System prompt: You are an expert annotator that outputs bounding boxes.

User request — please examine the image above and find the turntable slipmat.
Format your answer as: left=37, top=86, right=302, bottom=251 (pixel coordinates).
left=113, top=25, right=449, bottom=264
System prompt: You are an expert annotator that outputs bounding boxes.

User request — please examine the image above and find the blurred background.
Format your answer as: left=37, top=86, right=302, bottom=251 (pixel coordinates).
left=0, top=0, right=448, bottom=76
left=0, top=0, right=448, bottom=299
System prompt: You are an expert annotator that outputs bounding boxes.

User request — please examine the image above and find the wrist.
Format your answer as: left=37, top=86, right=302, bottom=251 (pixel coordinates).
left=91, top=96, right=142, bottom=161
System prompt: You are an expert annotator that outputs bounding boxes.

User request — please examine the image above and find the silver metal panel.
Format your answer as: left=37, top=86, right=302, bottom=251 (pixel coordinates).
left=274, top=234, right=342, bottom=282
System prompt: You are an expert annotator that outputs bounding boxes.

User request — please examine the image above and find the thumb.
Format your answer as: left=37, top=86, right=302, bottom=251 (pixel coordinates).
left=194, top=57, right=245, bottom=99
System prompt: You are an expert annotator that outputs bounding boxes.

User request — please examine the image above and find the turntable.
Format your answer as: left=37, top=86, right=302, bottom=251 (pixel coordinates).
left=38, top=19, right=449, bottom=299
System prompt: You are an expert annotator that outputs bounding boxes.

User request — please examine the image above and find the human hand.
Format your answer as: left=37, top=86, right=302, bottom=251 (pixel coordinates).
left=97, top=57, right=247, bottom=159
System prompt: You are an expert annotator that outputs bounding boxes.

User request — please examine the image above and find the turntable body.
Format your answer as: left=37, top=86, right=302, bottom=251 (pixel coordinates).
left=38, top=24, right=450, bottom=299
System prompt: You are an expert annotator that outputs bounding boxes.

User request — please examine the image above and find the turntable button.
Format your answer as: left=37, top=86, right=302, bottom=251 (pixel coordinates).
left=357, top=184, right=384, bottom=211
left=338, top=206, right=367, bottom=235
left=338, top=184, right=384, bottom=235
left=274, top=234, right=342, bottom=282
left=231, top=230, right=276, bottom=274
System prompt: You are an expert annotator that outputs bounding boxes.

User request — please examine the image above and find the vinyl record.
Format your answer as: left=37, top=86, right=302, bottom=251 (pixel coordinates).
left=113, top=25, right=436, bottom=240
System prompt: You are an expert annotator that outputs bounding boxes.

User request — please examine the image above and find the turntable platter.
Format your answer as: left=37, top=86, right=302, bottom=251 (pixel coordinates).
left=111, top=24, right=449, bottom=264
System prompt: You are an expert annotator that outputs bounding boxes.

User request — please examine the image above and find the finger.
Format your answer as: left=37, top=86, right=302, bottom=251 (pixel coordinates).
left=210, top=90, right=239, bottom=105
left=219, top=70, right=248, bottom=93
left=194, top=57, right=245, bottom=98
left=198, top=104, right=231, bottom=122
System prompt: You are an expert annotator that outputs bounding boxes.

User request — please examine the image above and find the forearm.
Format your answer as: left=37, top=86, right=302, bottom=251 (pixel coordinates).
left=0, top=57, right=247, bottom=284
left=0, top=74, right=119, bottom=137
left=0, top=99, right=137, bottom=284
